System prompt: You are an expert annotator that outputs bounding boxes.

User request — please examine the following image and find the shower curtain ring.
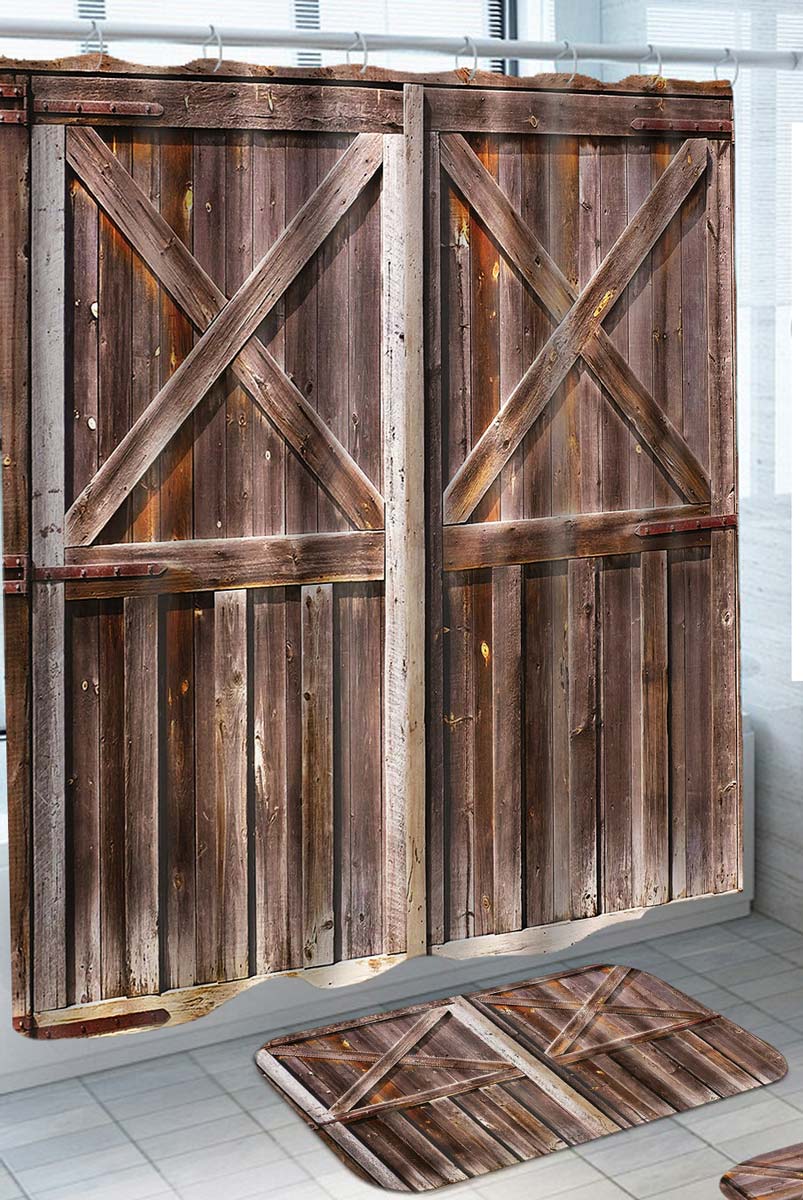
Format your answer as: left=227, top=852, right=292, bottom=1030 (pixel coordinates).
left=455, top=36, right=478, bottom=83
left=649, top=43, right=664, bottom=83
left=203, top=25, right=223, bottom=72
left=87, top=20, right=105, bottom=71
left=350, top=31, right=369, bottom=75
left=715, top=47, right=739, bottom=85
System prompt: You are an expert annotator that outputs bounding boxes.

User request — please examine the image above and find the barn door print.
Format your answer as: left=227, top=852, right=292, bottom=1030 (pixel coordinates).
left=426, top=92, right=740, bottom=949
left=6, top=78, right=425, bottom=1036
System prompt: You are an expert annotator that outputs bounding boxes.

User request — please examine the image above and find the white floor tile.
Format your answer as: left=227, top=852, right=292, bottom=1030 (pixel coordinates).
left=615, top=1146, right=730, bottom=1198
left=0, top=1164, right=22, bottom=1200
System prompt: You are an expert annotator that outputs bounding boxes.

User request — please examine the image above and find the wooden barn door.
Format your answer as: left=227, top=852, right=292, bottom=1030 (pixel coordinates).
left=4, top=76, right=425, bottom=1036
left=425, top=87, right=741, bottom=954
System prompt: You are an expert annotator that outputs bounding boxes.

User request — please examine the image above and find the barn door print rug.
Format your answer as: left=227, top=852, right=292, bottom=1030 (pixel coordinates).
left=721, top=1145, right=803, bottom=1199
left=256, top=965, right=787, bottom=1192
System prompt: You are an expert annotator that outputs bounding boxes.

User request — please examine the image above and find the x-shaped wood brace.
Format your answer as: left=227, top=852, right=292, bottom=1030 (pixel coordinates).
left=65, top=127, right=385, bottom=547
left=483, top=965, right=715, bottom=1064
left=441, top=134, right=712, bottom=525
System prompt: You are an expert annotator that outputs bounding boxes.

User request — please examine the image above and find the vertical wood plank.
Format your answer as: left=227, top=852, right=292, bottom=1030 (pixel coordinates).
left=31, top=123, right=67, bottom=1013
left=707, top=137, right=740, bottom=894
left=425, top=130, right=446, bottom=946
left=599, top=137, right=633, bottom=914
left=124, top=594, right=160, bottom=994
left=215, top=589, right=249, bottom=978
left=1, top=118, right=32, bottom=1021
left=252, top=131, right=295, bottom=974
left=521, top=134, right=554, bottom=928
left=493, top=134, right=523, bottom=934
left=97, top=132, right=132, bottom=999
left=383, top=86, right=426, bottom=956
left=192, top=130, right=227, bottom=983
left=302, top=583, right=335, bottom=965
left=443, top=145, right=475, bottom=941
left=548, top=135, right=578, bottom=923
left=344, top=164, right=383, bottom=959
left=640, top=550, right=670, bottom=904
left=569, top=136, right=602, bottom=920
left=159, top=131, right=196, bottom=990
left=468, top=134, right=499, bottom=939
left=68, top=171, right=100, bottom=1005
left=126, top=131, right=162, bottom=994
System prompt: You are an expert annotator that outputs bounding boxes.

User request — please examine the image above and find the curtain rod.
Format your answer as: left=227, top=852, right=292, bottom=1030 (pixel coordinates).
left=0, top=20, right=800, bottom=73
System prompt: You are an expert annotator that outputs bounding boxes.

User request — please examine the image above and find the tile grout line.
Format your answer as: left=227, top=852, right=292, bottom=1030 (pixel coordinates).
left=78, top=1086, right=184, bottom=1200
left=0, top=1152, right=36, bottom=1200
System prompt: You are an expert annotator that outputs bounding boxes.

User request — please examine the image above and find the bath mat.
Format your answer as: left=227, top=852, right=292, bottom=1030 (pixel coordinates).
left=255, top=964, right=787, bottom=1192
left=721, top=1144, right=803, bottom=1199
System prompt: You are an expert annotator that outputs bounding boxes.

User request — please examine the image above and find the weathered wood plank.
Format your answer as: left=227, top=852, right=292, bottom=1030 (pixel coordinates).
left=382, top=86, right=426, bottom=957
left=159, top=131, right=196, bottom=991
left=444, top=138, right=709, bottom=524
left=66, top=126, right=383, bottom=533
left=442, top=142, right=475, bottom=941
left=425, top=130, right=446, bottom=947
left=31, top=124, right=67, bottom=1014
left=33, top=77, right=404, bottom=132
left=214, top=589, right=250, bottom=979
left=67, top=168, right=100, bottom=1006
left=639, top=551, right=670, bottom=906
left=301, top=584, right=335, bottom=967
left=124, top=594, right=160, bottom=995
left=66, top=131, right=384, bottom=546
left=439, top=132, right=710, bottom=508
left=97, top=133, right=132, bottom=1000
left=65, top=530, right=385, bottom=596
left=444, top=505, right=712, bottom=570
left=0, top=117, right=31, bottom=1023
left=707, top=137, right=740, bottom=895
left=426, top=89, right=732, bottom=137
left=492, top=134, right=523, bottom=936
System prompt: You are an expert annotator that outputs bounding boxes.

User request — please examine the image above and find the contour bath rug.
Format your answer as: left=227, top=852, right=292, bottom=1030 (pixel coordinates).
left=721, top=1144, right=803, bottom=1199
left=256, top=963, right=787, bottom=1192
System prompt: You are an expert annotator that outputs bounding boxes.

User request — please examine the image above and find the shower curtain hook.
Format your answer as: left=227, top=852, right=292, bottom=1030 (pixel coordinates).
left=715, top=47, right=739, bottom=85
left=567, top=42, right=579, bottom=85
left=455, top=35, right=478, bottom=83
left=651, top=43, right=664, bottom=84
left=637, top=46, right=652, bottom=75
left=202, top=25, right=223, bottom=72
left=346, top=32, right=368, bottom=73
left=87, top=20, right=105, bottom=71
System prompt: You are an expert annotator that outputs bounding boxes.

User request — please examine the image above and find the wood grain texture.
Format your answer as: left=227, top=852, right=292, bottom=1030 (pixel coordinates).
left=258, top=965, right=784, bottom=1192
left=444, top=138, right=709, bottom=524
left=1, top=118, right=31, bottom=1022
left=440, top=133, right=710, bottom=507
left=381, top=86, right=427, bottom=957
left=31, top=124, right=67, bottom=1013
left=33, top=76, right=404, bottom=132
left=66, top=131, right=384, bottom=546
left=721, top=1143, right=803, bottom=1200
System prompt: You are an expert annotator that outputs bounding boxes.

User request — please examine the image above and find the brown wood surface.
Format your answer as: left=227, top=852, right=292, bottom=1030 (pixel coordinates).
left=258, top=965, right=785, bottom=1192
left=5, top=74, right=741, bottom=1037
left=721, top=1144, right=803, bottom=1200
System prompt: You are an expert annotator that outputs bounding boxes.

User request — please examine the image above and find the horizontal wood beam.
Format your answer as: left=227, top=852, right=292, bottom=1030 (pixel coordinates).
left=65, top=531, right=384, bottom=597
left=426, top=89, right=732, bottom=137
left=33, top=76, right=403, bottom=132
left=443, top=505, right=712, bottom=571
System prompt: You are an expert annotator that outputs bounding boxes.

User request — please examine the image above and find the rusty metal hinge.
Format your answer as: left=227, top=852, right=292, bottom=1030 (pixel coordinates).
left=14, top=1008, right=171, bottom=1038
left=3, top=555, right=166, bottom=595
left=0, top=84, right=28, bottom=125
left=635, top=513, right=737, bottom=538
left=631, top=117, right=733, bottom=134
left=34, top=99, right=165, bottom=118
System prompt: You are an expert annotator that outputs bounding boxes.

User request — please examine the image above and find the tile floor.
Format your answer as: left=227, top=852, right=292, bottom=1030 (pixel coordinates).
left=4, top=912, right=803, bottom=1200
